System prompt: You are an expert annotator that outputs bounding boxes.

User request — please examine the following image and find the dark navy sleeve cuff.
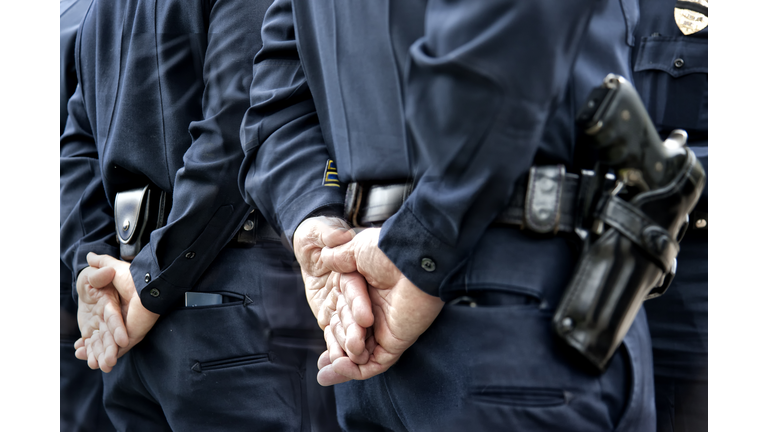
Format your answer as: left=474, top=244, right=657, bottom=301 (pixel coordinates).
left=130, top=245, right=182, bottom=315
left=378, top=205, right=462, bottom=298
left=276, top=186, right=346, bottom=252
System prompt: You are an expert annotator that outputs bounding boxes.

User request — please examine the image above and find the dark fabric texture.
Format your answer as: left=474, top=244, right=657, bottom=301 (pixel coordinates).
left=59, top=0, right=267, bottom=315
left=61, top=276, right=114, bottom=432
left=335, top=229, right=655, bottom=432
left=631, top=1, right=708, bottom=431
left=241, top=0, right=656, bottom=430
left=59, top=0, right=342, bottom=429
left=653, top=376, right=708, bottom=432
left=101, top=245, right=341, bottom=431
left=61, top=1, right=114, bottom=431
left=60, top=339, right=114, bottom=432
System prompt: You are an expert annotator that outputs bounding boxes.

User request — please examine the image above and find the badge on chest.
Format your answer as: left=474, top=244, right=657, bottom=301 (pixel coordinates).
left=674, top=0, right=708, bottom=35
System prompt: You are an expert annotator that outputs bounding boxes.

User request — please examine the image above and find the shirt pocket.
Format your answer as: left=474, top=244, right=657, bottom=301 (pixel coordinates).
left=633, top=36, right=708, bottom=132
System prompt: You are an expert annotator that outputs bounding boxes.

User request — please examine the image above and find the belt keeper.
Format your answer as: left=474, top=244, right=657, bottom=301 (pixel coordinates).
left=523, top=165, right=566, bottom=234
left=344, top=182, right=364, bottom=227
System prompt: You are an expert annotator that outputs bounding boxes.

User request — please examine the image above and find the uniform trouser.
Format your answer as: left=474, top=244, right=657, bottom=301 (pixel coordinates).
left=645, top=233, right=708, bottom=432
left=100, top=244, right=341, bottom=432
left=333, top=228, right=656, bottom=432
left=61, top=274, right=116, bottom=432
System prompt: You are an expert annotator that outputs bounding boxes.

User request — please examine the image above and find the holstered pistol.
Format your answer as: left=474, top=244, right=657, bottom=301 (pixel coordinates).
left=552, top=75, right=706, bottom=371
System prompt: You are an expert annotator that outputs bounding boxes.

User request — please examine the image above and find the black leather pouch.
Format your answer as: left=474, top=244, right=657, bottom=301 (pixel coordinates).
left=114, top=185, right=170, bottom=262
left=552, top=149, right=705, bottom=371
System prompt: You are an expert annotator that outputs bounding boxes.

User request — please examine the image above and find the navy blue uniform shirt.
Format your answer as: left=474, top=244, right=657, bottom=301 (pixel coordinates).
left=60, top=0, right=269, bottom=314
left=60, top=0, right=95, bottom=311
left=240, top=0, right=639, bottom=297
left=632, top=0, right=708, bottom=380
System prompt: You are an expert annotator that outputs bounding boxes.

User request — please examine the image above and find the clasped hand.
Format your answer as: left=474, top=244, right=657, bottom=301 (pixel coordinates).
left=74, top=252, right=159, bottom=372
left=294, top=217, right=444, bottom=386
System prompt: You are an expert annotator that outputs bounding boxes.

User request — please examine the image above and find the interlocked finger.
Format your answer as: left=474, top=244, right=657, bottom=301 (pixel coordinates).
left=98, top=321, right=118, bottom=373
left=86, top=331, right=100, bottom=370
left=337, top=294, right=370, bottom=364
left=318, top=280, right=341, bottom=328
left=316, top=349, right=353, bottom=386
left=104, top=294, right=128, bottom=348
left=325, top=321, right=346, bottom=364
left=74, top=338, right=88, bottom=361
left=329, top=309, right=346, bottom=359
left=338, top=272, right=374, bottom=328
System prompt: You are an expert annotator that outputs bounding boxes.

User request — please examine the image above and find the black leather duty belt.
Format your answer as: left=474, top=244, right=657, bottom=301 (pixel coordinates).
left=344, top=166, right=592, bottom=235
left=227, top=210, right=281, bottom=247
left=344, top=166, right=709, bottom=236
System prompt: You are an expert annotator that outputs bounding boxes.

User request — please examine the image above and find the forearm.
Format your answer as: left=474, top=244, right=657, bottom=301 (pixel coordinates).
left=129, top=0, right=269, bottom=315
left=380, top=0, right=602, bottom=295
left=239, top=0, right=345, bottom=247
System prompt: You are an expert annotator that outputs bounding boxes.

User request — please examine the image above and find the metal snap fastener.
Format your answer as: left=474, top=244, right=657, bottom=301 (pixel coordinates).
left=674, top=58, right=684, bottom=68
left=535, top=208, right=551, bottom=220
left=695, top=218, right=707, bottom=228
left=144, top=273, right=151, bottom=283
left=243, top=220, right=255, bottom=231
left=185, top=252, right=196, bottom=259
left=122, top=219, right=130, bottom=231
left=621, top=109, right=631, bottom=121
left=421, top=257, right=436, bottom=272
left=561, top=317, right=574, bottom=332
left=539, top=177, right=555, bottom=192
left=150, top=288, right=160, bottom=298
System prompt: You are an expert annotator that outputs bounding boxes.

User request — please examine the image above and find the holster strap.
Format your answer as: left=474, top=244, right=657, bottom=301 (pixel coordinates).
left=599, top=195, right=679, bottom=273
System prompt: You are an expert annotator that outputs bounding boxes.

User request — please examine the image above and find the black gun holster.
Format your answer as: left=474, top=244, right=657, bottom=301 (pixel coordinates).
left=553, top=148, right=705, bottom=371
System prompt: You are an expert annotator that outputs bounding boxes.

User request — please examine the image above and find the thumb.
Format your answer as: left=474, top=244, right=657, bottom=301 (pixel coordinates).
left=315, top=220, right=355, bottom=249
left=319, top=241, right=358, bottom=274
left=87, top=252, right=121, bottom=270
left=87, top=266, right=117, bottom=290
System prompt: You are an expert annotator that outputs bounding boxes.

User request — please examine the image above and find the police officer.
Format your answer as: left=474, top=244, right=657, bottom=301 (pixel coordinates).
left=60, top=0, right=115, bottom=430
left=632, top=1, right=708, bottom=430
left=59, top=0, right=340, bottom=430
left=239, top=0, right=655, bottom=430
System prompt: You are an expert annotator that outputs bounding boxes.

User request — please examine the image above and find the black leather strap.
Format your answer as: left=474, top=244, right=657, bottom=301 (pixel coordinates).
left=501, top=166, right=580, bottom=233
left=599, top=195, right=679, bottom=273
left=345, top=166, right=585, bottom=234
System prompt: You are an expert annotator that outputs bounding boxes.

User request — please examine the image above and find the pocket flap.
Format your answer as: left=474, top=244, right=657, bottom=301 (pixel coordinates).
left=634, top=36, right=707, bottom=77
left=114, top=185, right=150, bottom=244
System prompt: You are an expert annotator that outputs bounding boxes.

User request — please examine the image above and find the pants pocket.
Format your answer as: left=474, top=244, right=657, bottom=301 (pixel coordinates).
left=192, top=353, right=270, bottom=373
left=470, top=386, right=569, bottom=408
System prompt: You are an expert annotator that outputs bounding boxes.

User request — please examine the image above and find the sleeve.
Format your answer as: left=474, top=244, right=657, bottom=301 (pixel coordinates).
left=378, top=0, right=603, bottom=296
left=126, top=0, right=273, bottom=314
left=238, top=0, right=345, bottom=248
left=60, top=83, right=120, bottom=297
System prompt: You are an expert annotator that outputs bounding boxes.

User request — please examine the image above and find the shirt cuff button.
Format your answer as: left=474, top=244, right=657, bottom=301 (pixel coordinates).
left=421, top=257, right=436, bottom=272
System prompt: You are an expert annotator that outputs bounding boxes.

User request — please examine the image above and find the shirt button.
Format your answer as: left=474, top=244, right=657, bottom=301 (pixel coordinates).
left=243, top=220, right=255, bottom=231
left=421, top=257, right=436, bottom=272
left=674, top=58, right=684, bottom=68
left=150, top=288, right=160, bottom=298
left=144, top=273, right=151, bottom=283
left=185, top=252, right=196, bottom=259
